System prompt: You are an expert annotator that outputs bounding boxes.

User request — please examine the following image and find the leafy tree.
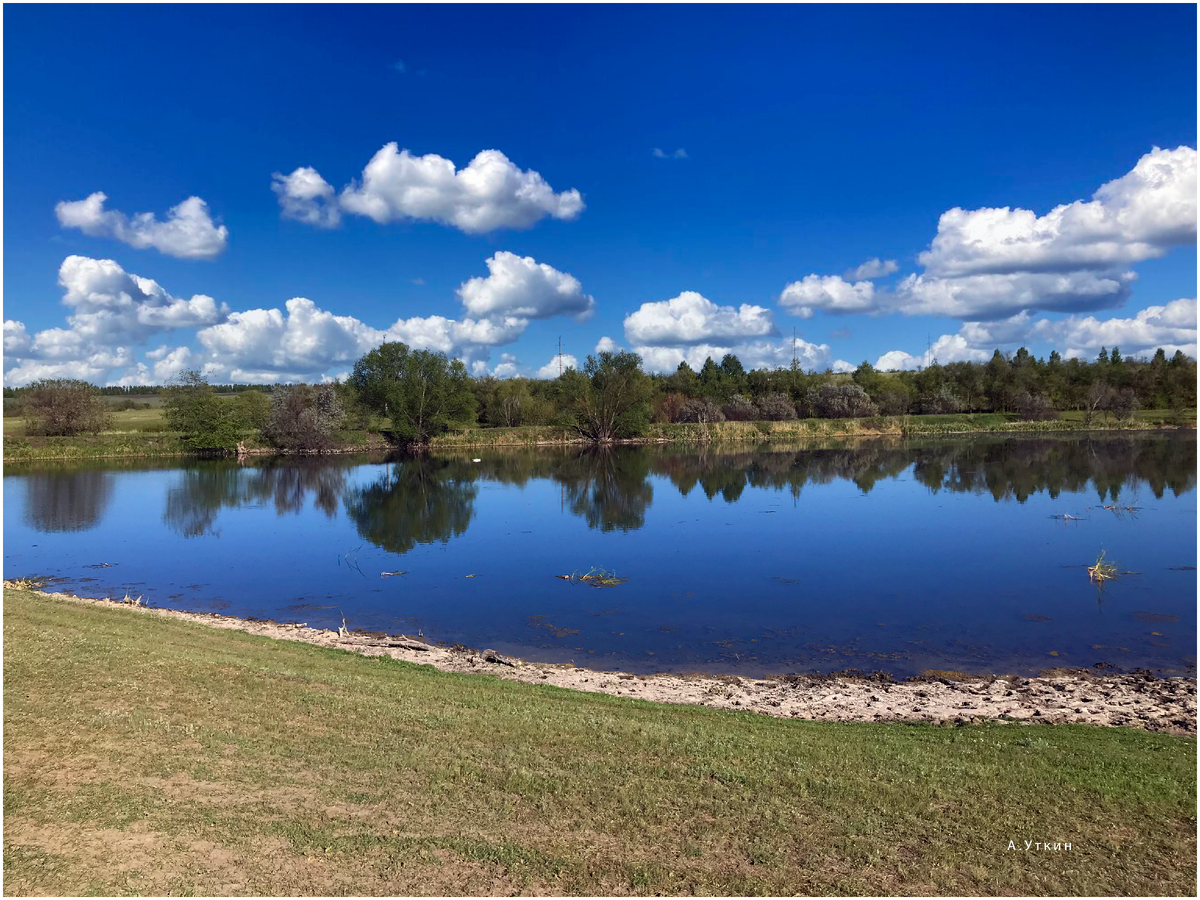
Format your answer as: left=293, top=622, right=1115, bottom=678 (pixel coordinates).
left=696, top=356, right=724, bottom=399
left=349, top=342, right=475, bottom=443
left=234, top=389, right=271, bottom=432
left=20, top=379, right=111, bottom=436
left=560, top=350, right=654, bottom=442
left=666, top=361, right=698, bottom=396
left=719, top=353, right=746, bottom=396
left=852, top=361, right=882, bottom=397
left=163, top=370, right=244, bottom=450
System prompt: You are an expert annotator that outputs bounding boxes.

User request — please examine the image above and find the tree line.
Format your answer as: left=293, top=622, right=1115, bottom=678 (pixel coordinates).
left=9, top=341, right=1196, bottom=448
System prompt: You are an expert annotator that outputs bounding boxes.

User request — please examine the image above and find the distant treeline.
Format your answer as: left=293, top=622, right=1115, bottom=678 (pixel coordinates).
left=6, top=343, right=1196, bottom=449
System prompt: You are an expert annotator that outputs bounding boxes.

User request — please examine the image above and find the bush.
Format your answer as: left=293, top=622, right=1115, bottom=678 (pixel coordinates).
left=757, top=392, right=797, bottom=421
left=21, top=379, right=111, bottom=436
left=263, top=384, right=345, bottom=451
left=108, top=398, right=151, bottom=412
left=722, top=394, right=759, bottom=422
left=1014, top=390, right=1060, bottom=422
left=676, top=398, right=725, bottom=423
left=919, top=386, right=964, bottom=415
left=806, top=383, right=878, bottom=419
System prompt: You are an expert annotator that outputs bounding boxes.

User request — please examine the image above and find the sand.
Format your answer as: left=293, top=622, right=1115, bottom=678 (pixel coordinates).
left=10, top=582, right=1195, bottom=736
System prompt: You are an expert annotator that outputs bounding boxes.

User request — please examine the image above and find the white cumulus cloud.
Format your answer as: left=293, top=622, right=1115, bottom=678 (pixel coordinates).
left=536, top=353, right=578, bottom=379
left=873, top=298, right=1197, bottom=370
left=55, top=192, right=228, bottom=259
left=595, top=336, right=619, bottom=353
left=271, top=167, right=341, bottom=228
left=783, top=146, right=1196, bottom=323
left=457, top=252, right=594, bottom=320
left=282, top=143, right=584, bottom=234
left=634, top=337, right=831, bottom=375
left=624, top=291, right=776, bottom=345
left=920, top=146, right=1196, bottom=278
left=844, top=258, right=898, bottom=280
left=779, top=275, right=877, bottom=319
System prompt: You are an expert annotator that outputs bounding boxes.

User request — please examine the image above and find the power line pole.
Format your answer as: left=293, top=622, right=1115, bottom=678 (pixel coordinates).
left=558, top=336, right=563, bottom=377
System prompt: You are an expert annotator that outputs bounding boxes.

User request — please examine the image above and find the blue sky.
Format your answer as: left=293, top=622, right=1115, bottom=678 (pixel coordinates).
left=3, top=4, right=1196, bottom=385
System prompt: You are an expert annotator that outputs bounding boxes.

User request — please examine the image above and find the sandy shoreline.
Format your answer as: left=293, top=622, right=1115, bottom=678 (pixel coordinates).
left=9, top=582, right=1196, bottom=736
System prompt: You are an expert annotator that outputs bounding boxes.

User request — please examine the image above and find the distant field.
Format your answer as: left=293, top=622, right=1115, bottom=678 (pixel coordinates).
left=4, top=406, right=1193, bottom=461
left=3, top=586, right=1195, bottom=896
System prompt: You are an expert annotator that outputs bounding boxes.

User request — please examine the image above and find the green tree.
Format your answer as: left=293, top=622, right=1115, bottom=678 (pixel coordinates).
left=852, top=361, right=882, bottom=397
left=163, top=370, right=244, bottom=450
left=20, top=379, right=111, bottom=436
left=560, top=350, right=654, bottom=442
left=234, top=389, right=271, bottom=432
left=667, top=360, right=698, bottom=396
left=349, top=342, right=476, bottom=443
left=697, top=357, right=722, bottom=399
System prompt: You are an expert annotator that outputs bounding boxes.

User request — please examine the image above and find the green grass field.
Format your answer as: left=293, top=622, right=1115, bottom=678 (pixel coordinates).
left=3, top=587, right=1195, bottom=896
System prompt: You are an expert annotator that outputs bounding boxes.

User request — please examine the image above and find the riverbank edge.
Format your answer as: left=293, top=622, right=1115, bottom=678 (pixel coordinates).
left=8, top=582, right=1194, bottom=735
left=4, top=416, right=1193, bottom=462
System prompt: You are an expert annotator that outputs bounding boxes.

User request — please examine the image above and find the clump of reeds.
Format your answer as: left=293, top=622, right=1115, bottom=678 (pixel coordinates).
left=556, top=567, right=629, bottom=588
left=1087, top=550, right=1119, bottom=584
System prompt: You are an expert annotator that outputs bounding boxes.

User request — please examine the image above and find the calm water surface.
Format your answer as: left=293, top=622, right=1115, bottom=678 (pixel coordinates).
left=4, top=433, right=1196, bottom=678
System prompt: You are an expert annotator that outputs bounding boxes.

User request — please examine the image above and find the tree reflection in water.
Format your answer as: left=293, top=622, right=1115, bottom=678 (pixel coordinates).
left=342, top=456, right=478, bottom=555
left=22, top=469, right=114, bottom=533
left=56, top=431, right=1184, bottom=546
left=163, top=459, right=351, bottom=537
left=553, top=448, right=653, bottom=532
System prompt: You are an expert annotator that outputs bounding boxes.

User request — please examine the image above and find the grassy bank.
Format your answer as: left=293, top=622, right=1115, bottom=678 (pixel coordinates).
left=5, top=407, right=1194, bottom=460
left=4, top=588, right=1195, bottom=896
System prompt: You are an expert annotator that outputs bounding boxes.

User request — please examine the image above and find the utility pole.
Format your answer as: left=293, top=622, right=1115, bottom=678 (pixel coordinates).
left=792, top=327, right=797, bottom=369
left=558, top=336, right=563, bottom=377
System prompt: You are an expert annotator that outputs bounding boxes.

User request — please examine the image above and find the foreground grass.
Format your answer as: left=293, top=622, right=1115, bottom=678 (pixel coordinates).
left=3, top=589, right=1195, bottom=896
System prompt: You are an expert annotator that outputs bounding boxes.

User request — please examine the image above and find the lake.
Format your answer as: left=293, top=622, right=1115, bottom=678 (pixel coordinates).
left=4, top=432, right=1196, bottom=678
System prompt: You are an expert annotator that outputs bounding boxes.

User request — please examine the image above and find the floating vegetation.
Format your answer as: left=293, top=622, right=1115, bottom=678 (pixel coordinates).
left=556, top=567, right=629, bottom=588
left=1050, top=513, right=1083, bottom=521
left=1087, top=550, right=1119, bottom=584
left=380, top=571, right=407, bottom=578
left=464, top=574, right=479, bottom=579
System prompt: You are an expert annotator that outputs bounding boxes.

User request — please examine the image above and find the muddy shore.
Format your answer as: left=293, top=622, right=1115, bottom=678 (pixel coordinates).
left=9, top=582, right=1196, bottom=736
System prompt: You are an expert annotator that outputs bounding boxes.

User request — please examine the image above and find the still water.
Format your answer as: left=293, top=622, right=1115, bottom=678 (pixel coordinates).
left=4, top=433, right=1196, bottom=678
